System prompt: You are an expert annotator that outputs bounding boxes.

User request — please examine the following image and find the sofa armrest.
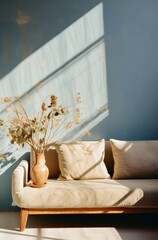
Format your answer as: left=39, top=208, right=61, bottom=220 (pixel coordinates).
left=12, top=160, right=29, bottom=194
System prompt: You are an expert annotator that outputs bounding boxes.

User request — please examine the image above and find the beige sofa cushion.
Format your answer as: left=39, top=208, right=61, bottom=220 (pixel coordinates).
left=55, top=139, right=110, bottom=180
left=13, top=178, right=143, bottom=209
left=110, top=139, right=158, bottom=179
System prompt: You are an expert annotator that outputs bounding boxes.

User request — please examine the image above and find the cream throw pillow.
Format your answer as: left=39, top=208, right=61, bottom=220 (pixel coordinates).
left=110, top=139, right=158, bottom=179
left=55, top=139, right=110, bottom=180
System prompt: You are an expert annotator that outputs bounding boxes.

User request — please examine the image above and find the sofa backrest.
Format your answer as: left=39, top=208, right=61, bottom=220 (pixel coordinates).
left=31, top=141, right=114, bottom=178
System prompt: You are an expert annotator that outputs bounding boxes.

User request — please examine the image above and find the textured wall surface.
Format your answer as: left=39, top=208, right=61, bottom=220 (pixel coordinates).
left=0, top=0, right=158, bottom=210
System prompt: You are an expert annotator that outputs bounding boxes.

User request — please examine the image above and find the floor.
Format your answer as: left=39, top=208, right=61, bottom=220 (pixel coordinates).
left=0, top=212, right=158, bottom=240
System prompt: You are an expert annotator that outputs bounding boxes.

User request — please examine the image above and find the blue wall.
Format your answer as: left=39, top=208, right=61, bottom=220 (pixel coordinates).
left=0, top=0, right=158, bottom=210
left=100, top=0, right=158, bottom=141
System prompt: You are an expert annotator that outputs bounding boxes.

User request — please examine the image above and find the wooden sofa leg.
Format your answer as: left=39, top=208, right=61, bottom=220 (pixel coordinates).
left=20, top=208, right=29, bottom=231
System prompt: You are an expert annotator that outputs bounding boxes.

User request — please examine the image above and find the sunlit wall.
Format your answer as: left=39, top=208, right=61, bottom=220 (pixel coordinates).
left=0, top=0, right=158, bottom=210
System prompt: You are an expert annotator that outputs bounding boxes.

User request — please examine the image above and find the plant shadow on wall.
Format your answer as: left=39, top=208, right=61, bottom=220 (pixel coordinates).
left=0, top=3, right=109, bottom=209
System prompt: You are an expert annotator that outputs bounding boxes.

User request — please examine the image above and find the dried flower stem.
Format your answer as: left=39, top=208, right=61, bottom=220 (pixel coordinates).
left=1, top=93, right=82, bottom=153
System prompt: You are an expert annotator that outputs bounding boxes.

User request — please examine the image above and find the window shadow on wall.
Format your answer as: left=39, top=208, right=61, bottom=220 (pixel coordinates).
left=0, top=2, right=109, bottom=210
left=0, top=0, right=102, bottom=79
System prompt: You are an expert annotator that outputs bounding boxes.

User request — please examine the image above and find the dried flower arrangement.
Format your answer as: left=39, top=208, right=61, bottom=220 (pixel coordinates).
left=0, top=93, right=83, bottom=187
left=1, top=93, right=82, bottom=154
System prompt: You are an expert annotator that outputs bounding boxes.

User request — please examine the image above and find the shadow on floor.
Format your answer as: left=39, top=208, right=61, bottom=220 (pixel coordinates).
left=0, top=212, right=158, bottom=240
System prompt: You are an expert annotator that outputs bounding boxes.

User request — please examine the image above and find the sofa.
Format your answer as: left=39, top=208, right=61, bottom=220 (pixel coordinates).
left=12, top=139, right=158, bottom=231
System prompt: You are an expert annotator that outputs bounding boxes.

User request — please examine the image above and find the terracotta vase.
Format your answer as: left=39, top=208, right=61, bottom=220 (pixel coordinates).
left=30, top=152, right=49, bottom=188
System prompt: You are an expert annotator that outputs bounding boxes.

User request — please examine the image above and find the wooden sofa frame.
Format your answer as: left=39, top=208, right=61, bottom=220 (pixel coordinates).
left=20, top=207, right=158, bottom=231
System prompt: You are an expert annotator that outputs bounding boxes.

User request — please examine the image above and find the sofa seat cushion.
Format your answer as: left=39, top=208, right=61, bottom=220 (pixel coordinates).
left=14, top=179, right=143, bottom=209
left=117, top=179, right=158, bottom=207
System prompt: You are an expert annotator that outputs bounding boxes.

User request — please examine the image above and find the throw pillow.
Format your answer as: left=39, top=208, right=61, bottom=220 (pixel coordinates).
left=55, top=139, right=110, bottom=180
left=110, top=139, right=158, bottom=179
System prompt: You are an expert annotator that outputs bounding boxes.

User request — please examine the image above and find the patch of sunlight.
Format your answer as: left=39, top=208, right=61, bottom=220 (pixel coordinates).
left=0, top=3, right=109, bottom=173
